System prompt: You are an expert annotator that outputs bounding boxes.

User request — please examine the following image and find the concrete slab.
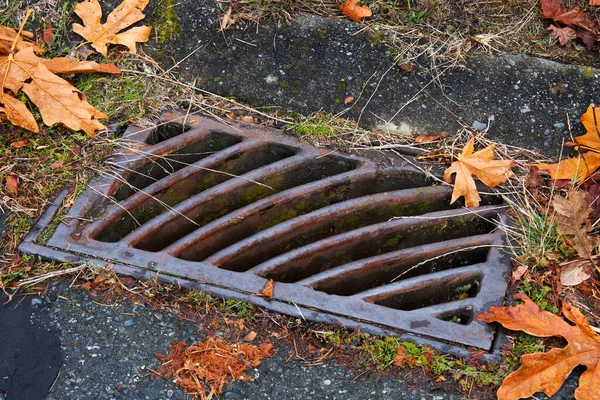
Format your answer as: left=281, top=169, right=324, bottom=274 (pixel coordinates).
left=142, top=0, right=599, bottom=156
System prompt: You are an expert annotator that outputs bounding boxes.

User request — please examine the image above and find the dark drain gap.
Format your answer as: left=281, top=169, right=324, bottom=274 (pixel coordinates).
left=248, top=210, right=498, bottom=282
left=173, top=170, right=444, bottom=261
left=302, top=238, right=492, bottom=296
left=113, top=131, right=243, bottom=201
left=129, top=155, right=360, bottom=252
left=145, top=121, right=192, bottom=144
left=94, top=143, right=298, bottom=243
left=364, top=272, right=482, bottom=312
left=437, top=309, right=474, bottom=325
left=208, top=192, right=493, bottom=274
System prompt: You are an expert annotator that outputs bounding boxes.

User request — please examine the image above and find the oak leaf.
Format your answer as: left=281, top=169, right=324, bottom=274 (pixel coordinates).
left=443, top=137, right=514, bottom=208
left=478, top=293, right=600, bottom=400
left=552, top=189, right=595, bottom=258
left=72, top=0, right=152, bottom=56
left=339, top=0, right=372, bottom=22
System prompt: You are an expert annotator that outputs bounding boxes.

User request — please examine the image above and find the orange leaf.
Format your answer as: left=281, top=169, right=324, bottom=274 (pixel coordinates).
left=243, top=331, right=257, bottom=342
left=261, top=279, right=274, bottom=299
left=574, top=104, right=600, bottom=151
left=21, top=63, right=107, bottom=136
left=443, top=137, right=514, bottom=208
left=0, top=25, right=39, bottom=55
left=344, top=96, right=354, bottom=104
left=415, top=134, right=442, bottom=143
left=477, top=294, right=600, bottom=400
left=534, top=151, right=600, bottom=183
left=592, top=0, right=600, bottom=6
left=1, top=93, right=39, bottom=132
left=552, top=189, right=595, bottom=258
left=10, top=138, right=29, bottom=148
left=548, top=24, right=577, bottom=46
left=6, top=174, right=18, bottom=195
left=72, top=0, right=152, bottom=56
left=339, top=0, right=372, bottom=22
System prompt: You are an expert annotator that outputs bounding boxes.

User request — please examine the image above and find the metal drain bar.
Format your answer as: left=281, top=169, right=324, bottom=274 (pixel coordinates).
left=20, top=112, right=511, bottom=358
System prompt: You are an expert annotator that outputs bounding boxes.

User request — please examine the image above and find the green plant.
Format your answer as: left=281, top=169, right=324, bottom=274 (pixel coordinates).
left=218, top=299, right=255, bottom=320
left=405, top=0, right=425, bottom=24
left=517, top=281, right=559, bottom=314
left=177, top=290, right=216, bottom=313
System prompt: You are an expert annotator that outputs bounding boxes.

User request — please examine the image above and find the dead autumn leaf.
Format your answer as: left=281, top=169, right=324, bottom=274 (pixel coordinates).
left=0, top=25, right=38, bottom=55
left=535, top=152, right=600, bottom=183
left=415, top=134, right=442, bottom=143
left=560, top=260, right=592, bottom=286
left=221, top=6, right=234, bottom=31
left=10, top=138, right=29, bottom=148
left=339, top=0, right=372, bottom=22
left=478, top=293, right=600, bottom=400
left=261, top=279, right=274, bottom=299
left=244, top=331, right=257, bottom=342
left=553, top=189, right=595, bottom=258
left=592, top=0, right=600, bottom=6
left=443, top=137, right=515, bottom=208
left=573, top=104, right=600, bottom=151
left=72, top=0, right=152, bottom=56
left=548, top=24, right=577, bottom=46
left=344, top=96, right=354, bottom=104
left=6, top=174, right=18, bottom=195
left=541, top=0, right=589, bottom=28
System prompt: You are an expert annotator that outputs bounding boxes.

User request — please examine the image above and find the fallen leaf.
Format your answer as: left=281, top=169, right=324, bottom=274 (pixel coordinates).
left=221, top=6, right=234, bottom=31
left=511, top=264, right=529, bottom=286
left=239, top=115, right=259, bottom=124
left=553, top=189, right=595, bottom=257
left=244, top=331, right=257, bottom=342
left=477, top=293, right=600, bottom=400
left=10, top=138, right=29, bottom=148
left=72, top=0, right=152, bottom=56
left=443, top=137, right=515, bottom=207
left=393, top=345, right=415, bottom=368
left=535, top=152, right=600, bottom=183
left=155, top=337, right=274, bottom=398
left=50, top=160, right=65, bottom=171
left=541, top=0, right=589, bottom=28
left=398, top=62, right=414, bottom=73
left=339, top=0, right=372, bottom=22
left=80, top=281, right=92, bottom=291
left=573, top=104, right=600, bottom=151
left=43, top=21, right=54, bottom=44
left=6, top=175, right=18, bottom=195
left=344, top=96, right=354, bottom=104
left=415, top=134, right=442, bottom=143
left=548, top=24, right=577, bottom=46
left=560, top=260, right=592, bottom=286
left=0, top=25, right=39, bottom=55
left=261, top=279, right=274, bottom=299
left=592, top=0, right=600, bottom=6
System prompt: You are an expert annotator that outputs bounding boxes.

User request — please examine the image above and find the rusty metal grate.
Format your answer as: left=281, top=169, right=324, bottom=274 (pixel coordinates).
left=20, top=112, right=511, bottom=359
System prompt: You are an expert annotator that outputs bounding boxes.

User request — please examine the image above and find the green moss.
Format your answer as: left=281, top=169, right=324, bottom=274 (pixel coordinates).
left=318, top=28, right=328, bottom=40
left=214, top=76, right=222, bottom=83
left=583, top=66, right=595, bottom=79
left=153, top=0, right=182, bottom=57
left=291, top=89, right=298, bottom=96
left=338, top=80, right=346, bottom=93
left=369, top=32, right=386, bottom=44
left=280, top=81, right=289, bottom=89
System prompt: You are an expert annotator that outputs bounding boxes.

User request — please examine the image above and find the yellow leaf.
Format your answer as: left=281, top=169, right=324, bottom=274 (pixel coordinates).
left=443, top=137, right=514, bottom=208
left=21, top=63, right=107, bottom=136
left=72, top=0, right=152, bottom=56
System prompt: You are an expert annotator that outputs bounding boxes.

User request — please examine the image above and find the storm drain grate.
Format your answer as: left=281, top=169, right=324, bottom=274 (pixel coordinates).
left=20, top=112, right=511, bottom=359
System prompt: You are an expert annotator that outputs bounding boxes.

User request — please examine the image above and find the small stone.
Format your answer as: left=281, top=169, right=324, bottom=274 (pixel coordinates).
left=323, top=379, right=332, bottom=385
left=224, top=392, right=241, bottom=399
left=123, top=319, right=135, bottom=327
left=31, top=298, right=42, bottom=306
left=472, top=121, right=487, bottom=131
left=553, top=122, right=565, bottom=129
left=543, top=129, right=551, bottom=136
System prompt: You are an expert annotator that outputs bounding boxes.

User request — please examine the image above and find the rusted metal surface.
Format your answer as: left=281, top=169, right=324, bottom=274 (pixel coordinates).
left=20, top=112, right=511, bottom=359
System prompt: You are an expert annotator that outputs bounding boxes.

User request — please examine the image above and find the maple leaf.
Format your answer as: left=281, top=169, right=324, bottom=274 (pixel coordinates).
left=560, top=260, right=592, bottom=286
left=540, top=0, right=589, bottom=28
left=548, top=24, right=577, bottom=46
left=1, top=12, right=120, bottom=135
left=72, top=0, right=152, bottom=56
left=443, top=137, right=514, bottom=208
left=0, top=25, right=38, bottom=55
left=339, top=0, right=372, bottom=22
left=552, top=189, right=595, bottom=258
left=478, top=293, right=600, bottom=400
left=535, top=105, right=600, bottom=182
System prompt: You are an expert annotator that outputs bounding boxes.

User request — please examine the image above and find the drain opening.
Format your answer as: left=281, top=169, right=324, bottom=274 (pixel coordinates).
left=95, top=143, right=298, bottom=242
left=364, top=273, right=482, bottom=311
left=217, top=210, right=497, bottom=278
left=145, top=121, right=191, bottom=144
left=437, top=308, right=474, bottom=325
left=113, top=131, right=243, bottom=201
left=304, top=240, right=491, bottom=296
left=127, top=155, right=361, bottom=252
left=172, top=170, right=447, bottom=261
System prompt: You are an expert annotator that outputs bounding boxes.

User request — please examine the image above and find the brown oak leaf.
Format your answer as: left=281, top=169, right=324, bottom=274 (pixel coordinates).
left=552, top=189, right=595, bottom=258
left=339, top=0, right=372, bottom=22
left=443, top=137, right=514, bottom=207
left=478, top=293, right=600, bottom=400
left=72, top=0, right=152, bottom=56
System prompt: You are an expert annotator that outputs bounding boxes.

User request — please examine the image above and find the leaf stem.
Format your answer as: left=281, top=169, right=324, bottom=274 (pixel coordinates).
left=10, top=9, right=33, bottom=53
